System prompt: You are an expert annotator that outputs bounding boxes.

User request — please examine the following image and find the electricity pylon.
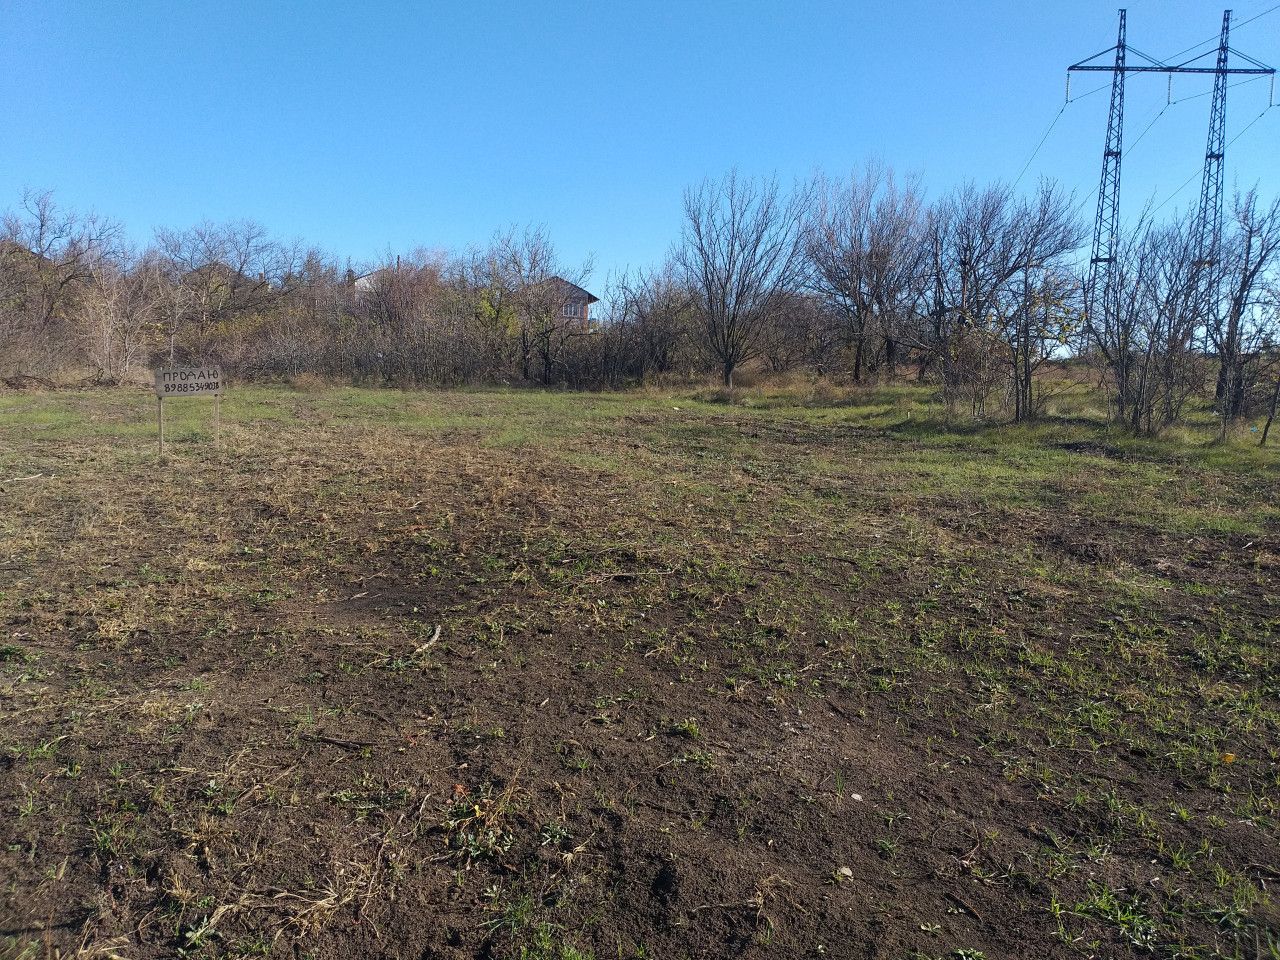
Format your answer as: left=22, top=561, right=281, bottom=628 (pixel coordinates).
left=1067, top=9, right=1274, bottom=334
left=1196, top=10, right=1234, bottom=274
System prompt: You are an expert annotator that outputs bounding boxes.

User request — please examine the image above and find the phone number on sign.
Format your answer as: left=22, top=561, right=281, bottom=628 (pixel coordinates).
left=163, top=382, right=221, bottom=394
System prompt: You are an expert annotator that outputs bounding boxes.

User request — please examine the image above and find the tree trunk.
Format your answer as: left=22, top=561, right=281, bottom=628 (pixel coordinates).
left=1260, top=372, right=1280, bottom=446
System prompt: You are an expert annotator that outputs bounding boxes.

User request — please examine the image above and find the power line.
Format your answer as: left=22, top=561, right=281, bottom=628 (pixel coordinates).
left=1150, top=170, right=1201, bottom=215
left=1226, top=102, right=1277, bottom=146
left=1067, top=8, right=1275, bottom=337
left=1017, top=10, right=1274, bottom=219
left=1012, top=105, right=1067, bottom=189
left=1071, top=185, right=1100, bottom=222
left=1121, top=76, right=1270, bottom=158
left=1149, top=103, right=1277, bottom=215
left=1162, top=2, right=1280, bottom=62
left=1127, top=100, right=1170, bottom=152
left=1009, top=77, right=1160, bottom=199
left=1234, top=2, right=1280, bottom=31
left=1068, top=80, right=1114, bottom=102
left=1170, top=72, right=1271, bottom=104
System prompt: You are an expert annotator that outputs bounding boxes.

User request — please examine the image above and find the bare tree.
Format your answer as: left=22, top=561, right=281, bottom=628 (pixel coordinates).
left=154, top=220, right=290, bottom=361
left=607, top=263, right=696, bottom=383
left=1085, top=217, right=1152, bottom=426
left=1136, top=220, right=1207, bottom=433
left=920, top=181, right=1083, bottom=414
left=758, top=291, right=841, bottom=374
left=1211, top=190, right=1280, bottom=433
left=1258, top=268, right=1280, bottom=445
left=79, top=252, right=163, bottom=383
left=0, top=189, right=120, bottom=374
left=995, top=265, right=1080, bottom=421
left=252, top=249, right=352, bottom=378
left=351, top=250, right=444, bottom=382
left=677, top=171, right=811, bottom=387
left=805, top=163, right=927, bottom=381
left=1087, top=212, right=1215, bottom=434
left=475, top=226, right=594, bottom=384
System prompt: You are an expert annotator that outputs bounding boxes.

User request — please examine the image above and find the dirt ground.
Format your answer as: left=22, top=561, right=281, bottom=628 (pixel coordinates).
left=1, top=386, right=1278, bottom=960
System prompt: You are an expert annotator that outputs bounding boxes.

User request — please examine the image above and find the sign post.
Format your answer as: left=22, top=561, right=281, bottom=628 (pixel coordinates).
left=153, top=366, right=224, bottom=456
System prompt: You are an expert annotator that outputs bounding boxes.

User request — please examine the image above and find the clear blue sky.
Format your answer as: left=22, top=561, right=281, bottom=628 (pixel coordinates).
left=2, top=0, right=1276, bottom=284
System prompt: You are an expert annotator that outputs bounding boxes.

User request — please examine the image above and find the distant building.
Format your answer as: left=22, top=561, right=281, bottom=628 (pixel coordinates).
left=351, top=256, right=407, bottom=294
left=548, top=277, right=599, bottom=332
left=349, top=268, right=599, bottom=331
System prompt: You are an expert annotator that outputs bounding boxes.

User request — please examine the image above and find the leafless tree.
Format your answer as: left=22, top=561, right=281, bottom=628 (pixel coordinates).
left=994, top=265, right=1081, bottom=421
left=350, top=250, right=441, bottom=382
left=608, top=263, right=696, bottom=382
left=250, top=249, right=352, bottom=378
left=1258, top=272, right=1280, bottom=445
left=0, top=189, right=120, bottom=374
left=759, top=292, right=841, bottom=374
left=78, top=252, right=164, bottom=383
left=920, top=181, right=1083, bottom=414
left=1085, top=218, right=1151, bottom=426
left=154, top=220, right=291, bottom=360
left=1087, top=213, right=1210, bottom=433
left=1211, top=190, right=1280, bottom=433
left=472, top=226, right=594, bottom=384
left=805, top=163, right=927, bottom=381
left=1135, top=221, right=1207, bottom=433
left=12, top=174, right=1274, bottom=430
left=677, top=171, right=811, bottom=386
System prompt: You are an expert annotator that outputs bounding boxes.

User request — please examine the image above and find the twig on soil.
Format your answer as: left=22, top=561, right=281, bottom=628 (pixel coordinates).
left=232, top=764, right=297, bottom=805
left=365, top=624, right=442, bottom=668
left=359, top=705, right=399, bottom=728
left=411, top=624, right=443, bottom=657
left=2, top=474, right=45, bottom=483
left=300, top=733, right=376, bottom=750
left=689, top=900, right=753, bottom=913
left=584, top=568, right=676, bottom=583
left=945, top=890, right=985, bottom=922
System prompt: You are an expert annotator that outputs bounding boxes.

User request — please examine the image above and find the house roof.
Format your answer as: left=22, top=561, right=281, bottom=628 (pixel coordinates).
left=548, top=276, right=599, bottom=304
left=352, top=267, right=389, bottom=292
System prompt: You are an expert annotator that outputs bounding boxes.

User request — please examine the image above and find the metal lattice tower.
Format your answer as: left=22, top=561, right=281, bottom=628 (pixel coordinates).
left=1196, top=11, right=1231, bottom=282
left=1067, top=9, right=1273, bottom=334
left=1084, top=10, right=1127, bottom=331
left=1198, top=12, right=1228, bottom=259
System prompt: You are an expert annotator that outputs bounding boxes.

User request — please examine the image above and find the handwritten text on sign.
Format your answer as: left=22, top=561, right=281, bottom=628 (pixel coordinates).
left=155, top=366, right=223, bottom=397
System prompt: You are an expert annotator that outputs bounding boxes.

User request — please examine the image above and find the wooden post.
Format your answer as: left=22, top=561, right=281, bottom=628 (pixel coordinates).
left=157, top=396, right=165, bottom=456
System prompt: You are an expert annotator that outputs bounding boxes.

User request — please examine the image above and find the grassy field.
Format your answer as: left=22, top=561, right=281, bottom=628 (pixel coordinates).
left=1, top=382, right=1278, bottom=960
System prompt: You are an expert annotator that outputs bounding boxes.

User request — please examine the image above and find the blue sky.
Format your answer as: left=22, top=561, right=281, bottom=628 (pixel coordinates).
left=1, top=0, right=1276, bottom=285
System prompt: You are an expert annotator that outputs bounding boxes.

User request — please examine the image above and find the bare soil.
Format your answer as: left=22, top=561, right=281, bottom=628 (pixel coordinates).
left=1, top=387, right=1278, bottom=960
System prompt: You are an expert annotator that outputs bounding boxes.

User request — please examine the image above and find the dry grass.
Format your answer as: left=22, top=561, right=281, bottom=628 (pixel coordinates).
left=1, top=384, right=1277, bottom=960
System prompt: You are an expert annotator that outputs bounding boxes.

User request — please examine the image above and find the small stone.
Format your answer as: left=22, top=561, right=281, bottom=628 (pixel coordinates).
left=837, top=866, right=854, bottom=879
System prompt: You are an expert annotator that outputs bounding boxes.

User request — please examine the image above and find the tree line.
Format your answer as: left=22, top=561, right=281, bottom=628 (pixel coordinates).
left=2, top=169, right=1278, bottom=438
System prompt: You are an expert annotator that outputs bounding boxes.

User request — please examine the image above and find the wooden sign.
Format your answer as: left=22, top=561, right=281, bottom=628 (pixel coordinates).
left=154, top=366, right=223, bottom=397
left=153, top=366, right=224, bottom=455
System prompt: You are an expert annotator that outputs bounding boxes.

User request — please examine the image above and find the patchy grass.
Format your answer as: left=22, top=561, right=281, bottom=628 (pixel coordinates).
left=1, top=383, right=1277, bottom=959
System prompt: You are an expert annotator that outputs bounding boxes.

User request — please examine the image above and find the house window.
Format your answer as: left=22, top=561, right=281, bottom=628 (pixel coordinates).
left=562, top=301, right=580, bottom=318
